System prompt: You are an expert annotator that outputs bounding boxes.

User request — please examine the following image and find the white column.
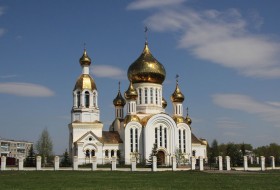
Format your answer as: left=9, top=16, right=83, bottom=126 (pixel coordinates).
left=73, top=156, right=78, bottom=170
left=1, top=156, right=6, bottom=171
left=36, top=156, right=41, bottom=170
left=18, top=156, right=24, bottom=171
left=243, top=156, right=248, bottom=171
left=191, top=156, right=196, bottom=170
left=172, top=156, right=176, bottom=171
left=250, top=157, right=253, bottom=165
left=218, top=156, right=223, bottom=171
left=261, top=156, right=265, bottom=171
left=92, top=156, right=97, bottom=171
left=54, top=156, right=59, bottom=171
left=256, top=157, right=260, bottom=165
left=131, top=156, right=136, bottom=171
left=270, top=156, right=275, bottom=169
left=226, top=156, right=231, bottom=171
left=152, top=156, right=157, bottom=172
left=111, top=157, right=116, bottom=171
left=199, top=156, right=204, bottom=171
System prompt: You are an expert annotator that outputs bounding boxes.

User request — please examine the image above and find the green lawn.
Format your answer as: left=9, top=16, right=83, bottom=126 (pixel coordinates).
left=1, top=170, right=280, bottom=190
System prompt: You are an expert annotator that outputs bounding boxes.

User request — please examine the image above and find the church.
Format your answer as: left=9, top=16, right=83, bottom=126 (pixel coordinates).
left=68, top=39, right=207, bottom=165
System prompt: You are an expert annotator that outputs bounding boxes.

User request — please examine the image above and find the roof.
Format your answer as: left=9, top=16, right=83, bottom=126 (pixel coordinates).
left=192, top=133, right=203, bottom=145
left=101, top=131, right=123, bottom=144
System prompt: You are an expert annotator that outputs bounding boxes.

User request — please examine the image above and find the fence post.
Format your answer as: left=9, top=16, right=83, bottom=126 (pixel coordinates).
left=111, top=157, right=116, bottom=171
left=226, top=156, right=231, bottom=171
left=1, top=156, right=6, bottom=171
left=270, top=156, right=275, bottom=169
left=261, top=156, right=265, bottom=171
left=73, top=156, right=78, bottom=170
left=36, top=156, right=41, bottom=170
left=18, top=156, right=24, bottom=171
left=172, top=156, right=176, bottom=171
left=92, top=156, right=97, bottom=171
left=54, top=156, right=59, bottom=171
left=256, top=157, right=259, bottom=165
left=218, top=156, right=223, bottom=171
left=191, top=156, right=196, bottom=170
left=131, top=156, right=136, bottom=171
left=152, top=156, right=157, bottom=172
left=243, top=156, right=248, bottom=171
left=199, top=156, right=204, bottom=171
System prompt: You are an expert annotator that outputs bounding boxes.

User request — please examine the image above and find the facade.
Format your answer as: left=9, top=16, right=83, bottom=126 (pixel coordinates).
left=0, top=138, right=33, bottom=159
left=69, top=40, right=207, bottom=165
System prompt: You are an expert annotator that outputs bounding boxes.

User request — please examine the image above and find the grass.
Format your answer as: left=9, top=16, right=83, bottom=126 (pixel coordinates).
left=1, top=170, right=280, bottom=190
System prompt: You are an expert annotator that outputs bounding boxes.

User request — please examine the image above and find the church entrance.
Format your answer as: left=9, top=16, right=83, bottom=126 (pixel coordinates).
left=157, top=151, right=165, bottom=165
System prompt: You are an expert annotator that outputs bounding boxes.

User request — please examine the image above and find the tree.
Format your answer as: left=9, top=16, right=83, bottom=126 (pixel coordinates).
left=208, top=139, right=219, bottom=165
left=175, top=148, right=186, bottom=166
left=60, top=149, right=71, bottom=167
left=36, top=128, right=53, bottom=166
left=24, top=145, right=36, bottom=167
left=147, top=143, right=160, bottom=166
left=226, top=143, right=242, bottom=167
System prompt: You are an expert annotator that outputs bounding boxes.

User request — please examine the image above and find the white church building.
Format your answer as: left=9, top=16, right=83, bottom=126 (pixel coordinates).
left=68, top=40, right=207, bottom=165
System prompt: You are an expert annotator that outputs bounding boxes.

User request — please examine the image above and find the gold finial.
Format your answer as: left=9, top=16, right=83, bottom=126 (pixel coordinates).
left=176, top=74, right=179, bottom=84
left=84, top=42, right=86, bottom=50
left=118, top=81, right=120, bottom=92
left=186, top=107, right=189, bottom=116
left=145, top=26, right=148, bottom=43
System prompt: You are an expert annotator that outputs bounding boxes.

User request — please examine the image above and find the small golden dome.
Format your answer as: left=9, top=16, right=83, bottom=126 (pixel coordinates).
left=113, top=82, right=126, bottom=107
left=171, top=80, right=185, bottom=102
left=74, top=74, right=97, bottom=91
left=124, top=81, right=138, bottom=100
left=127, top=42, right=166, bottom=84
left=185, top=107, right=192, bottom=125
left=162, top=97, right=167, bottom=109
left=172, top=116, right=185, bottom=124
left=123, top=115, right=140, bottom=127
left=79, top=49, right=91, bottom=66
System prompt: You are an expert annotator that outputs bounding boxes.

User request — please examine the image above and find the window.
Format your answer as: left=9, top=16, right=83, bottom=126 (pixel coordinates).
left=105, top=150, right=109, bottom=157
left=111, top=150, right=114, bottom=157
left=91, top=150, right=95, bottom=157
left=150, top=88, right=153, bottom=104
left=155, top=89, right=158, bottom=104
left=135, top=129, right=138, bottom=152
left=144, top=88, right=148, bottom=104
left=85, top=91, right=90, bottom=108
left=179, top=130, right=181, bottom=150
left=139, top=89, right=142, bottom=104
left=164, top=128, right=167, bottom=148
left=93, top=92, right=96, bottom=107
left=86, top=150, right=90, bottom=157
left=183, top=130, right=186, bottom=153
left=130, top=128, right=133, bottom=152
left=155, top=128, right=158, bottom=146
left=160, top=126, right=162, bottom=147
left=77, top=91, right=81, bottom=107
left=192, top=150, right=196, bottom=157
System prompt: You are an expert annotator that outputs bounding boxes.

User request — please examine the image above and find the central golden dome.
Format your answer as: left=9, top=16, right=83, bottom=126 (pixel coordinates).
left=127, top=42, right=166, bottom=84
left=74, top=74, right=97, bottom=91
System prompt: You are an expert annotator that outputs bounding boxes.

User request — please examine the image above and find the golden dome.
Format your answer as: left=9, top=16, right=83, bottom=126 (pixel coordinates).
left=124, top=81, right=138, bottom=100
left=123, top=115, right=140, bottom=127
left=74, top=74, right=97, bottom=91
left=113, top=83, right=126, bottom=107
left=162, top=97, right=167, bottom=109
left=185, top=107, right=192, bottom=125
left=127, top=42, right=166, bottom=84
left=172, top=116, right=185, bottom=124
left=171, top=80, right=185, bottom=102
left=79, top=49, right=91, bottom=66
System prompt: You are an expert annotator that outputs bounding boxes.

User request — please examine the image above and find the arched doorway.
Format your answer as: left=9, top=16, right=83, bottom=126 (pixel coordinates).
left=157, top=151, right=165, bottom=165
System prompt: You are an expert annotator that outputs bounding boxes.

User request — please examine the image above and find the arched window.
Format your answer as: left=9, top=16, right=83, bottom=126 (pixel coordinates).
left=179, top=130, right=181, bottom=150
left=91, top=150, right=95, bottom=157
left=93, top=92, right=96, bottom=107
left=85, top=91, right=90, bottom=108
left=117, top=150, right=120, bottom=158
left=160, top=126, right=162, bottom=147
left=130, top=128, right=133, bottom=152
left=144, top=88, right=148, bottom=104
left=135, top=129, right=138, bottom=152
left=192, top=150, right=196, bottom=157
left=111, top=150, right=114, bottom=157
left=139, top=89, right=142, bottom=104
left=105, top=150, right=109, bottom=157
left=86, top=149, right=90, bottom=157
left=155, top=89, right=158, bottom=104
left=183, top=130, right=186, bottom=153
left=164, top=128, right=167, bottom=148
left=155, top=128, right=158, bottom=146
left=150, top=88, right=153, bottom=104
left=77, top=91, right=81, bottom=107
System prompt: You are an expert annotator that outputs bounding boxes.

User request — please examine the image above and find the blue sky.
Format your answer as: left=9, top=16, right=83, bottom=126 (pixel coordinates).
left=1, top=0, right=280, bottom=154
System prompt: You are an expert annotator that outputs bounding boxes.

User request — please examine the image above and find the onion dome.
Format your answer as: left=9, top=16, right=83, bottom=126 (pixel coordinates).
left=123, top=115, right=140, bottom=127
left=171, top=79, right=185, bottom=102
left=124, top=81, right=138, bottom=100
left=172, top=116, right=185, bottom=124
left=79, top=49, right=91, bottom=66
left=127, top=42, right=166, bottom=84
left=113, top=82, right=126, bottom=107
left=74, top=74, right=97, bottom=91
left=185, top=107, right=192, bottom=126
left=162, top=97, right=167, bottom=109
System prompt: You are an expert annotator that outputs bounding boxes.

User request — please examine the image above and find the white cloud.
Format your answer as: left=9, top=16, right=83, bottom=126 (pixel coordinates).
left=212, top=93, right=280, bottom=125
left=0, top=6, right=5, bottom=16
left=91, top=65, right=126, bottom=79
left=216, top=117, right=246, bottom=129
left=0, top=82, right=54, bottom=97
left=127, top=0, right=185, bottom=10
left=0, top=74, right=18, bottom=79
left=142, top=5, right=280, bottom=78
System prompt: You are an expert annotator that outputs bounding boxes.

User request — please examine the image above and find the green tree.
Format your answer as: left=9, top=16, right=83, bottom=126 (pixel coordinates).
left=226, top=143, right=242, bottom=167
left=24, top=145, right=36, bottom=167
left=175, top=148, right=186, bottom=166
left=147, top=143, right=160, bottom=166
left=36, top=128, right=53, bottom=166
left=208, top=139, right=219, bottom=165
left=60, top=149, right=71, bottom=167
